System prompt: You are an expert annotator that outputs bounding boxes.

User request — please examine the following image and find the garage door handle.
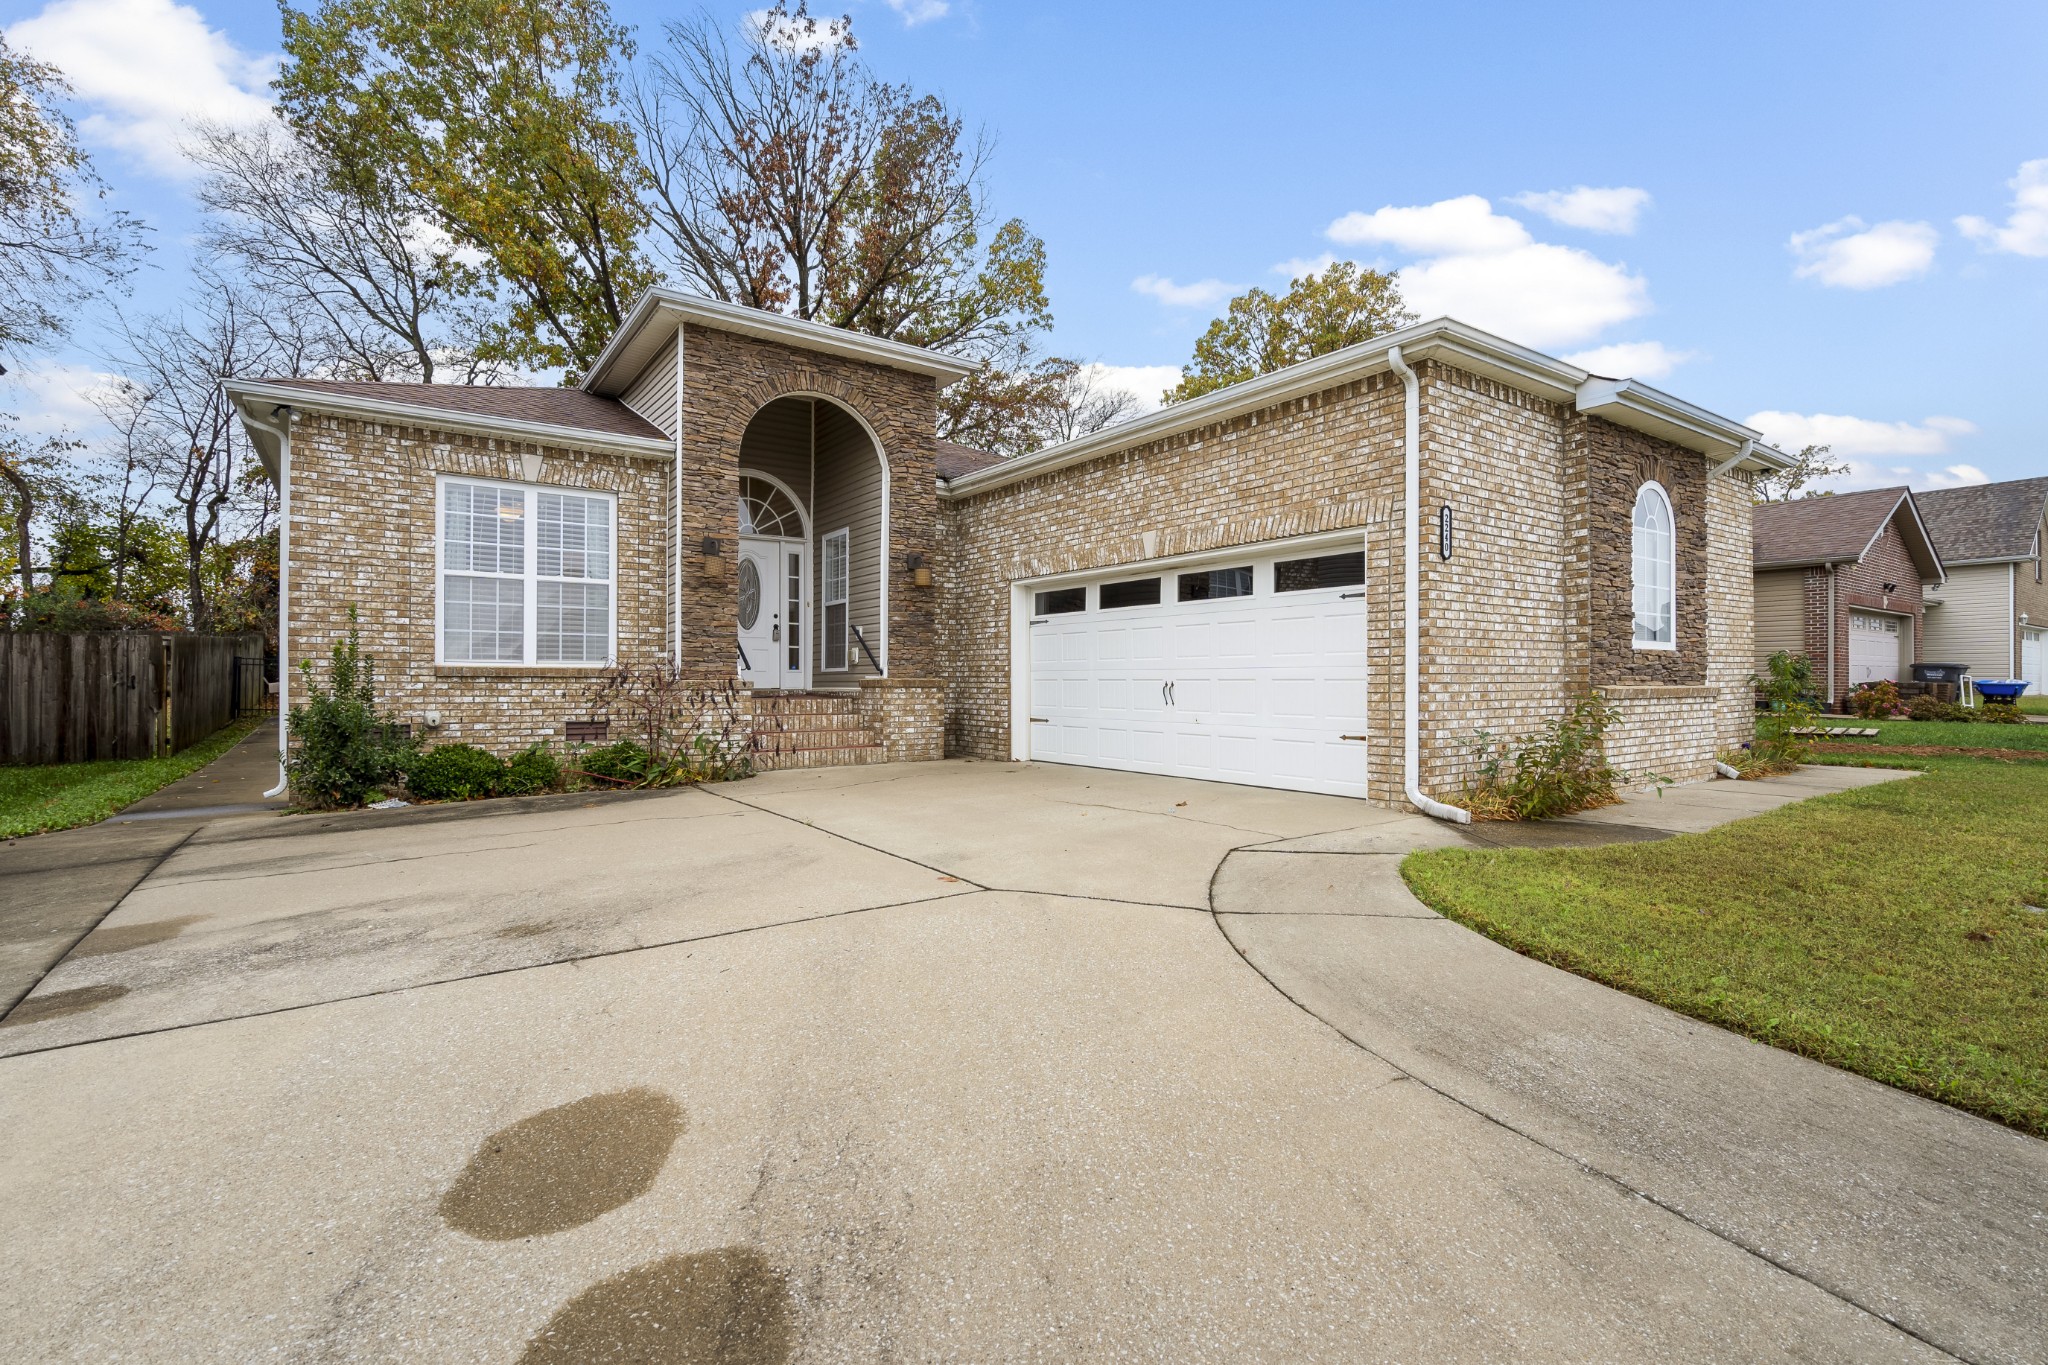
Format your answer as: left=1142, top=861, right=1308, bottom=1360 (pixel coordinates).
left=1340, top=734, right=1368, bottom=742
left=1341, top=591, right=1365, bottom=600
left=1029, top=716, right=1049, bottom=724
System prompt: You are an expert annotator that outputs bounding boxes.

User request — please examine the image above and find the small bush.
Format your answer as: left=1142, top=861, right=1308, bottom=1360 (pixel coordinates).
left=405, top=743, right=508, bottom=801
left=1906, top=694, right=1967, bottom=722
left=1847, top=679, right=1907, bottom=719
left=1461, top=692, right=1623, bottom=821
left=575, top=740, right=651, bottom=786
left=1978, top=702, right=2025, bottom=725
left=1753, top=650, right=1817, bottom=710
left=287, top=614, right=416, bottom=809
left=502, top=742, right=563, bottom=795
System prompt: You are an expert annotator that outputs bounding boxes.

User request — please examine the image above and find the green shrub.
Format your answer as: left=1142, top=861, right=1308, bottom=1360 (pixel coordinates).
left=1754, top=650, right=1817, bottom=710
left=405, top=743, right=508, bottom=801
left=575, top=740, right=651, bottom=785
left=1848, top=679, right=1906, bottom=719
left=286, top=614, right=416, bottom=809
left=1462, top=692, right=1623, bottom=821
left=502, top=742, right=563, bottom=795
left=1979, top=702, right=2025, bottom=725
left=1907, top=694, right=1969, bottom=722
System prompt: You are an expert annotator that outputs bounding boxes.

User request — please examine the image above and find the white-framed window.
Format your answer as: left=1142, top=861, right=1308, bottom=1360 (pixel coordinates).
left=822, top=528, right=849, bottom=671
left=438, top=475, right=616, bottom=665
left=1631, top=480, right=1676, bottom=650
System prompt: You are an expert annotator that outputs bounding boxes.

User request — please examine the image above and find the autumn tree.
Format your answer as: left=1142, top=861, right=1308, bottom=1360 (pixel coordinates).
left=0, top=33, right=147, bottom=359
left=188, top=121, right=500, bottom=384
left=1751, top=444, right=1848, bottom=503
left=274, top=0, right=654, bottom=377
left=634, top=5, right=1073, bottom=453
left=1165, top=262, right=1412, bottom=404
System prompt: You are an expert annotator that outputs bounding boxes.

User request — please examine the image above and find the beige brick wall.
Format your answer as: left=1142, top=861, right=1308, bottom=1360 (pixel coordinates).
left=283, top=411, right=672, bottom=754
left=938, top=362, right=1752, bottom=808
left=1706, top=471, right=1759, bottom=749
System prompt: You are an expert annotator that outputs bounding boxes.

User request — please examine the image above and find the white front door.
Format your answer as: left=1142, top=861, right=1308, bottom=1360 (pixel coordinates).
left=1026, top=544, right=1370, bottom=798
left=1848, top=610, right=1904, bottom=686
left=738, top=536, right=807, bottom=689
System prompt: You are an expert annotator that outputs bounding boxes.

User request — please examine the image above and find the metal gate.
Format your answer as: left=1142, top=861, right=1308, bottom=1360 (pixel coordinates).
left=231, top=655, right=274, bottom=719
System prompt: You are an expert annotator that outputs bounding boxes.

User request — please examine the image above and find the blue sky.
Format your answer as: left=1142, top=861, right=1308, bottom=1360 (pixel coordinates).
left=6, top=0, right=2047, bottom=490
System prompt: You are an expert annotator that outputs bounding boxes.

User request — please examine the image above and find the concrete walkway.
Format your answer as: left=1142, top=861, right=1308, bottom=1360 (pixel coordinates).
left=0, top=760, right=2039, bottom=1363
left=0, top=726, right=287, bottom=1016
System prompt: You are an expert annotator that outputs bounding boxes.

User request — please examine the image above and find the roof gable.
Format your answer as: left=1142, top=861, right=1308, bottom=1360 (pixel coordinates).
left=1913, top=476, right=2048, bottom=563
left=1752, top=485, right=1944, bottom=580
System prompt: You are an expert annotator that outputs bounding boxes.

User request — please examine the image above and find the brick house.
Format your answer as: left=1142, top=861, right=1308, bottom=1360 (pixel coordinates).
left=229, top=290, right=1785, bottom=811
left=1752, top=487, right=1945, bottom=708
left=1915, top=477, right=2048, bottom=693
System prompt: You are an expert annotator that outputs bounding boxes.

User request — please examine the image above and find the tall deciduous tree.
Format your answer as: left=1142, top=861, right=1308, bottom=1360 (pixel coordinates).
left=1165, top=262, right=1412, bottom=404
left=188, top=121, right=499, bottom=384
left=0, top=34, right=147, bottom=359
left=1751, top=444, right=1848, bottom=503
left=274, top=0, right=654, bottom=377
left=634, top=5, right=1068, bottom=453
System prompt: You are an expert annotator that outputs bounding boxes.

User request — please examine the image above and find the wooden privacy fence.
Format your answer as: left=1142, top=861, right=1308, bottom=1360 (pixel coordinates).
left=0, top=632, right=268, bottom=764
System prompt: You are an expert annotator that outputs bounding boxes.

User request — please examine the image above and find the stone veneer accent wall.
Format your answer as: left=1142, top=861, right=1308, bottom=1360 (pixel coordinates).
left=937, top=362, right=1746, bottom=807
left=282, top=412, right=672, bottom=753
left=676, top=323, right=943, bottom=682
left=1576, top=415, right=1710, bottom=686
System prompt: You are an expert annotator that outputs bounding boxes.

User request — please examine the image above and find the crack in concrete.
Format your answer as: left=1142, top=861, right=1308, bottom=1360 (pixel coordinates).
left=1201, top=842, right=1975, bottom=1365
left=1045, top=797, right=1300, bottom=840
left=0, top=828, right=199, bottom=1022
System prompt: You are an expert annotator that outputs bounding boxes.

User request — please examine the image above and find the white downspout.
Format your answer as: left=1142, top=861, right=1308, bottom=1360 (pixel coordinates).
left=1388, top=345, right=1470, bottom=824
left=674, top=327, right=685, bottom=668
left=244, top=405, right=292, bottom=797
left=1826, top=563, right=1838, bottom=711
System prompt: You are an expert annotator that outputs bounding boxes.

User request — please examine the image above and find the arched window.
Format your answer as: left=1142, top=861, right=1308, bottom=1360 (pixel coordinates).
left=1631, top=481, right=1676, bottom=649
left=738, top=476, right=803, bottom=538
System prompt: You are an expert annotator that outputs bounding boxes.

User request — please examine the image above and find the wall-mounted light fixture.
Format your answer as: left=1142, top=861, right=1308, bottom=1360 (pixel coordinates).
left=1882, top=582, right=1898, bottom=595
left=702, top=536, right=726, bottom=581
left=906, top=551, right=933, bottom=588
left=1437, top=505, right=1454, bottom=561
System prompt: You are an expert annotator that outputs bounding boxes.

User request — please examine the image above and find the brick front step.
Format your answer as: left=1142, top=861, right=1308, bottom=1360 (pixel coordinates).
left=755, top=710, right=870, bottom=732
left=753, top=743, right=887, bottom=771
left=753, top=728, right=881, bottom=752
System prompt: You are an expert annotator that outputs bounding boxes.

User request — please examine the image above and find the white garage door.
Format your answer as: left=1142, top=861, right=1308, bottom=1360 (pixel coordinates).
left=2023, top=627, right=2046, bottom=692
left=1848, top=611, right=1903, bottom=685
left=1027, top=545, right=1369, bottom=797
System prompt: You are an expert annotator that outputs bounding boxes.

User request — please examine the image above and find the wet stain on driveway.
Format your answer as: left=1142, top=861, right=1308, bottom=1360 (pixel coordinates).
left=517, top=1249, right=793, bottom=1365
left=2, top=984, right=130, bottom=1027
left=439, top=1087, right=686, bottom=1240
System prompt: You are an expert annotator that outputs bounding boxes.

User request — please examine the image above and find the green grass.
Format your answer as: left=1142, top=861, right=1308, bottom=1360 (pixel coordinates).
left=1789, top=717, right=2048, bottom=751
left=0, top=719, right=263, bottom=839
left=1402, top=755, right=2048, bottom=1136
left=2019, top=693, right=2048, bottom=717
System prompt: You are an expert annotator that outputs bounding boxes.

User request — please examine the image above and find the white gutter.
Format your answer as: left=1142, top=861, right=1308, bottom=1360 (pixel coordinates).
left=242, top=405, right=292, bottom=797
left=1389, top=345, right=1470, bottom=825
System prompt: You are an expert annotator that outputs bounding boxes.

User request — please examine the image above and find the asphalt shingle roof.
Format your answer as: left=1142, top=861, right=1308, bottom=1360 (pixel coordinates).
left=263, top=380, right=669, bottom=442
left=1913, top=476, right=2048, bottom=563
left=1752, top=486, right=1916, bottom=568
left=935, top=439, right=1004, bottom=481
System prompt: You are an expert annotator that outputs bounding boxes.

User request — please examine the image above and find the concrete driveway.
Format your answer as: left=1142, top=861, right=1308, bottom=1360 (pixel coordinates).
left=1, top=760, right=2040, bottom=1363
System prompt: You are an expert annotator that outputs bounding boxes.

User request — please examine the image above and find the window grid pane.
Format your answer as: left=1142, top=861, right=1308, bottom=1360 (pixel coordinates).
left=444, top=482, right=525, bottom=575
left=443, top=574, right=525, bottom=662
left=1632, top=486, right=1675, bottom=645
left=537, top=581, right=611, bottom=663
left=537, top=491, right=611, bottom=581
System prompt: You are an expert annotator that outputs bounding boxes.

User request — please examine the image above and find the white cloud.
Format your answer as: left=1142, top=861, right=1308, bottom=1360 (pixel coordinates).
left=1956, top=158, right=2048, bottom=257
left=1563, top=340, right=1694, bottom=379
left=1319, top=194, right=1649, bottom=349
left=2, top=362, right=126, bottom=444
left=1327, top=194, right=1530, bottom=255
left=1788, top=217, right=1938, bottom=289
left=1510, top=186, right=1652, bottom=235
left=1744, top=410, right=1976, bottom=458
left=883, top=0, right=950, bottom=23
left=1270, top=253, right=1339, bottom=281
left=748, top=8, right=851, bottom=51
left=7, top=0, right=273, bottom=174
left=1077, top=363, right=1181, bottom=413
left=1131, top=274, right=1241, bottom=309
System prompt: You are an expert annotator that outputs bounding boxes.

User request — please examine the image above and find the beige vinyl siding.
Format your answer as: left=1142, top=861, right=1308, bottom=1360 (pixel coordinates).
left=1752, top=569, right=1806, bottom=673
left=811, top=401, right=885, bottom=684
left=619, top=331, right=679, bottom=436
left=736, top=396, right=814, bottom=518
left=1921, top=562, right=2012, bottom=677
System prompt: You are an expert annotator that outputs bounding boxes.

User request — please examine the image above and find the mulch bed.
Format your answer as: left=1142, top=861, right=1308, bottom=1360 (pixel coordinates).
left=1811, top=742, right=2048, bottom=762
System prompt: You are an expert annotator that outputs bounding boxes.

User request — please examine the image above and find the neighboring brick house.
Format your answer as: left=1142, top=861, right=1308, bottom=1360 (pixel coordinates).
left=1915, top=477, right=2048, bottom=693
left=230, top=290, right=1785, bottom=810
left=1752, top=488, right=1945, bottom=708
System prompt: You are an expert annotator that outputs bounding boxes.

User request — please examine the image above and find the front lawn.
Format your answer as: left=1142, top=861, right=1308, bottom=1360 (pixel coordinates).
left=1785, top=716, right=2048, bottom=753
left=0, top=719, right=262, bottom=839
left=1402, top=756, right=2048, bottom=1136
left=2019, top=693, right=2048, bottom=717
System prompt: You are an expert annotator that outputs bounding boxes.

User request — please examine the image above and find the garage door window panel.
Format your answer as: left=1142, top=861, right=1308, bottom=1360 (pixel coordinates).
left=1100, top=577, right=1162, bottom=610
left=1035, top=586, right=1086, bottom=615
left=1178, top=566, right=1253, bottom=601
left=1275, top=552, right=1364, bottom=592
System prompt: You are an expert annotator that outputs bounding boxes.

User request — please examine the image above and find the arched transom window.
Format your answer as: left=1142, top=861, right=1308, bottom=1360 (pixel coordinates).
left=1631, top=481, right=1676, bottom=649
left=739, top=476, right=803, bottom=538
